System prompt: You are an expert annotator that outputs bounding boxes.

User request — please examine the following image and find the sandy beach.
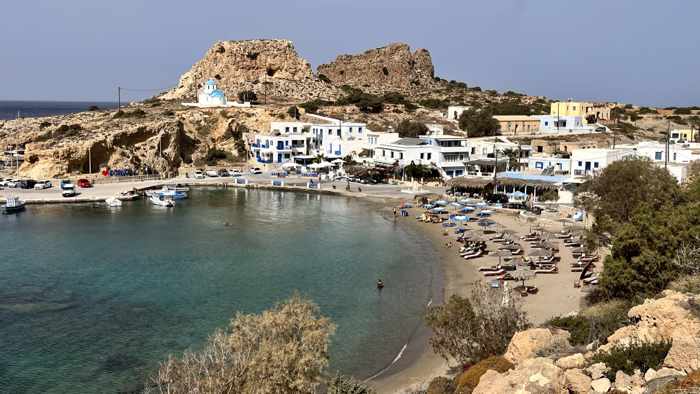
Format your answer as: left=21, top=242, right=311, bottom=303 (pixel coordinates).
left=368, top=202, right=592, bottom=393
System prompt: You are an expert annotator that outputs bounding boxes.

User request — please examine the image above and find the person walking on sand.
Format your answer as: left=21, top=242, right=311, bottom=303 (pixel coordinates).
left=393, top=207, right=397, bottom=217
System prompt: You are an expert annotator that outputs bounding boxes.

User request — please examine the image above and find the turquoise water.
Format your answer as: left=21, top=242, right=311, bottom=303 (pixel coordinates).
left=0, top=188, right=436, bottom=393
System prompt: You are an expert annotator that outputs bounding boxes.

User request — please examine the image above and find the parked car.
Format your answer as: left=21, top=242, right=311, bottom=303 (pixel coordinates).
left=217, top=169, right=230, bottom=177
left=249, top=167, right=263, bottom=175
left=18, top=180, right=37, bottom=189
left=33, top=180, right=52, bottom=190
left=205, top=170, right=219, bottom=177
left=60, top=179, right=75, bottom=190
left=193, top=169, right=205, bottom=179
left=229, top=169, right=242, bottom=177
left=62, top=189, right=79, bottom=197
left=77, top=178, right=92, bottom=188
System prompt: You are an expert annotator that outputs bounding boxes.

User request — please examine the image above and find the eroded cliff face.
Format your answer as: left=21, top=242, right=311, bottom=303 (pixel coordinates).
left=317, top=43, right=438, bottom=95
left=0, top=103, right=282, bottom=179
left=161, top=39, right=339, bottom=102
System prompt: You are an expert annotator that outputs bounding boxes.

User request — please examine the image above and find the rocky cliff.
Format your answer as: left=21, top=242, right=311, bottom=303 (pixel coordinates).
left=161, top=39, right=339, bottom=102
left=317, top=43, right=439, bottom=95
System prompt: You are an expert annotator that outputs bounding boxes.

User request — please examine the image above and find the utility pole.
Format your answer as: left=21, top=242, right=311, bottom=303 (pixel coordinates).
left=88, top=146, right=92, bottom=174
left=493, top=127, right=498, bottom=193
left=665, top=119, right=670, bottom=169
left=117, top=86, right=121, bottom=109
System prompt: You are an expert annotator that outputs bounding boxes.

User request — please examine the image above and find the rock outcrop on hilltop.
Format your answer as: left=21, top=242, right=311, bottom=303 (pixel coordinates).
left=317, top=43, right=438, bottom=95
left=161, top=39, right=339, bottom=102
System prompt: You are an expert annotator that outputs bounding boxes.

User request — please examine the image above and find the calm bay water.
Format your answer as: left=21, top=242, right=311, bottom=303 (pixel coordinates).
left=0, top=101, right=119, bottom=120
left=0, top=188, right=436, bottom=393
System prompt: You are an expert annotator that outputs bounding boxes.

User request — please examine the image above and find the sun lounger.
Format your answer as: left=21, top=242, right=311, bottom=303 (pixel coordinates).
left=535, top=266, right=558, bottom=274
left=463, top=250, right=483, bottom=259
left=483, top=269, right=505, bottom=276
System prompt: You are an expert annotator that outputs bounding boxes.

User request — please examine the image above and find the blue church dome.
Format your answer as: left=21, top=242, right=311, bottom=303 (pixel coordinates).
left=210, top=89, right=225, bottom=98
left=206, top=79, right=217, bottom=86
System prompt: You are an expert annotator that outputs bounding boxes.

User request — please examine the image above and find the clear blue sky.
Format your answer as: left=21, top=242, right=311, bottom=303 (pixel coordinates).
left=2, top=0, right=699, bottom=106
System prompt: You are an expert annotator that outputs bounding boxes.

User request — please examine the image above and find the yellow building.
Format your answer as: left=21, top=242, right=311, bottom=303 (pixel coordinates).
left=670, top=128, right=698, bottom=143
left=550, top=101, right=610, bottom=124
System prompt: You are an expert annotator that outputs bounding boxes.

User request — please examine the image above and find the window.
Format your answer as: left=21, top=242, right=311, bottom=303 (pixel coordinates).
left=293, top=127, right=297, bottom=133
left=358, top=127, right=363, bottom=134
left=328, top=130, right=332, bottom=135
left=382, top=150, right=386, bottom=157
left=400, top=153, right=404, bottom=159
left=577, top=161, right=582, bottom=167
left=654, top=151, right=663, bottom=160
left=544, top=121, right=549, bottom=126
left=594, top=162, right=599, bottom=168
left=285, top=127, right=290, bottom=133
left=673, top=153, right=677, bottom=161
left=390, top=151, right=394, bottom=158
left=537, top=146, right=543, bottom=153
left=420, top=153, right=424, bottom=160
left=427, top=153, right=432, bottom=160
left=337, top=129, right=341, bottom=136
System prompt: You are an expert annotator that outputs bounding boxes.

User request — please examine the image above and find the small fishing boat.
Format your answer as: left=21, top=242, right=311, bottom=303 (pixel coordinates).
left=150, top=193, right=175, bottom=207
left=1, top=196, right=25, bottom=214
left=147, top=187, right=188, bottom=200
left=119, top=190, right=140, bottom=201
left=105, top=197, right=122, bottom=207
left=165, top=184, right=190, bottom=192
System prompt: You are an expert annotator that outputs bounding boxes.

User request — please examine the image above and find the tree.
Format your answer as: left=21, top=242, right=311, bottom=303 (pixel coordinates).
left=587, top=158, right=681, bottom=235
left=288, top=106, right=300, bottom=120
left=327, top=374, right=375, bottom=394
left=148, top=295, right=335, bottom=394
left=425, top=283, right=528, bottom=365
left=500, top=148, right=521, bottom=170
left=458, top=108, right=500, bottom=137
left=238, top=90, right=258, bottom=103
left=395, top=120, right=428, bottom=138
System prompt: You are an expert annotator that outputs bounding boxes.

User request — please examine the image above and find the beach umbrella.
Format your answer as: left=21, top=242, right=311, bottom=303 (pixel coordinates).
left=423, top=204, right=435, bottom=209
left=453, top=215, right=469, bottom=222
left=499, top=243, right=522, bottom=251
left=434, top=200, right=448, bottom=206
left=496, top=249, right=512, bottom=265
left=512, top=268, right=536, bottom=287
left=477, top=211, right=492, bottom=218
left=430, top=207, right=447, bottom=214
left=449, top=202, right=463, bottom=208
left=459, top=206, right=475, bottom=213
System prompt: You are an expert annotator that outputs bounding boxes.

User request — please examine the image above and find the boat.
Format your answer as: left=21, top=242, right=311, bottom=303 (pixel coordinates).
left=105, top=197, right=122, bottom=207
left=62, top=189, right=79, bottom=198
left=119, top=190, right=140, bottom=201
left=165, top=184, right=190, bottom=192
left=1, top=196, right=25, bottom=214
left=148, top=187, right=188, bottom=200
left=150, top=193, right=175, bottom=207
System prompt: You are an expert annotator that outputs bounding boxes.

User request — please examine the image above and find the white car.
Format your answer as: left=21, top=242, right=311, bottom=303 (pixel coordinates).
left=229, top=169, right=243, bottom=177
left=6, top=179, right=19, bottom=188
left=249, top=167, right=263, bottom=175
left=193, top=170, right=205, bottom=179
left=34, top=180, right=52, bottom=190
left=205, top=170, right=219, bottom=177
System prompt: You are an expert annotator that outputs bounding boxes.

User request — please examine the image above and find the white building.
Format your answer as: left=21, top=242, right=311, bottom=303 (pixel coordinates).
left=570, top=148, right=633, bottom=177
left=535, top=115, right=593, bottom=134
left=374, top=134, right=470, bottom=178
left=446, top=106, right=470, bottom=122
left=527, top=156, right=572, bottom=175
left=251, top=133, right=312, bottom=164
left=624, top=141, right=700, bottom=164
left=182, top=78, right=252, bottom=108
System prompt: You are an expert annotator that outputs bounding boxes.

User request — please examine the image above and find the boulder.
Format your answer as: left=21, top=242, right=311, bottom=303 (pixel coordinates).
left=591, top=377, right=611, bottom=393
left=504, top=328, right=573, bottom=364
left=555, top=353, right=586, bottom=370
left=602, top=291, right=700, bottom=352
left=663, top=334, right=700, bottom=373
left=655, top=367, right=686, bottom=379
left=644, top=368, right=657, bottom=382
left=472, top=357, right=565, bottom=394
left=564, top=368, right=591, bottom=393
left=613, top=370, right=644, bottom=393
left=586, top=362, right=609, bottom=380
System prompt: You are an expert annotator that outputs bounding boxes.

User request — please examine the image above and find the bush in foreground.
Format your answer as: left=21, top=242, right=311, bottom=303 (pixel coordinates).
left=592, top=340, right=672, bottom=380
left=453, top=356, right=513, bottom=394
left=147, top=295, right=335, bottom=394
left=327, top=374, right=375, bottom=394
left=545, top=300, right=630, bottom=346
left=425, top=283, right=528, bottom=366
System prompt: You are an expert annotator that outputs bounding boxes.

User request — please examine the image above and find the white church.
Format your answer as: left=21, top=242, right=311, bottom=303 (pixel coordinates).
left=182, top=78, right=251, bottom=108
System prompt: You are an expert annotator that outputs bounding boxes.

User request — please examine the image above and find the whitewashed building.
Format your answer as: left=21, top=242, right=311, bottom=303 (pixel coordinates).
left=182, top=78, right=252, bottom=108
left=373, top=134, right=470, bottom=178
left=570, top=148, right=633, bottom=177
left=446, top=106, right=470, bottom=122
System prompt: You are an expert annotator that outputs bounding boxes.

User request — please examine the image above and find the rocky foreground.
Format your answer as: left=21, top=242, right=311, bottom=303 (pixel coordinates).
left=458, top=290, right=700, bottom=393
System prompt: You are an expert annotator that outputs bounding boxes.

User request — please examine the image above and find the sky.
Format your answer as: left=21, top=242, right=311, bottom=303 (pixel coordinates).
left=2, top=0, right=699, bottom=106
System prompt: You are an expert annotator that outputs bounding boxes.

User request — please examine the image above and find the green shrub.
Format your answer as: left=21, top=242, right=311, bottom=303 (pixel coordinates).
left=668, top=275, right=700, bottom=294
left=418, top=98, right=449, bottom=109
left=382, top=92, right=407, bottom=105
left=112, top=109, right=146, bottom=119
left=238, top=90, right=257, bottom=103
left=426, top=376, right=454, bottom=394
left=675, top=107, right=692, bottom=115
left=396, top=120, right=428, bottom=138
left=404, top=102, right=418, bottom=112
left=287, top=106, right=300, bottom=120
left=592, top=340, right=672, bottom=380
left=299, top=99, right=332, bottom=114
left=206, top=148, right=232, bottom=165
left=318, top=74, right=331, bottom=83
left=546, top=301, right=630, bottom=346
left=454, top=356, right=513, bottom=394
left=327, top=374, right=375, bottom=394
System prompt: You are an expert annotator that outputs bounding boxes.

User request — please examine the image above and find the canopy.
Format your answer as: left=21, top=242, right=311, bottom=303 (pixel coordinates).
left=477, top=218, right=496, bottom=227
left=281, top=162, right=300, bottom=169
left=453, top=215, right=469, bottom=221
left=434, top=200, right=448, bottom=206
left=460, top=206, right=475, bottom=213
left=309, top=162, right=333, bottom=169
left=430, top=207, right=448, bottom=213
left=331, top=159, right=345, bottom=164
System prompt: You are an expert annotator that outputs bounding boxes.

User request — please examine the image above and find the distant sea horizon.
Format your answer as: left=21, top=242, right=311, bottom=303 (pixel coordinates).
left=0, top=100, right=121, bottom=121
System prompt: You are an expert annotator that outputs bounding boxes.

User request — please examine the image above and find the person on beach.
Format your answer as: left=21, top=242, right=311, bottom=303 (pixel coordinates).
left=376, top=279, right=384, bottom=290
left=393, top=207, right=397, bottom=217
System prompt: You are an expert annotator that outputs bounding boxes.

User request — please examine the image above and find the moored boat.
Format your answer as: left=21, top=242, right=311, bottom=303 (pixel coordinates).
left=1, top=196, right=25, bottom=214
left=150, top=193, right=175, bottom=207
left=105, top=197, right=123, bottom=207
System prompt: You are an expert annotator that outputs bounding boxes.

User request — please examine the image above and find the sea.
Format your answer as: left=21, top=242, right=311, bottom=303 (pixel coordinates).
left=0, top=188, right=437, bottom=393
left=0, top=101, right=120, bottom=121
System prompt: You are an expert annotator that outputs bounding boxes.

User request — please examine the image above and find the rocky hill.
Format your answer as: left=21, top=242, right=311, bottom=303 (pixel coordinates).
left=317, top=43, right=439, bottom=95
left=161, top=39, right=340, bottom=102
